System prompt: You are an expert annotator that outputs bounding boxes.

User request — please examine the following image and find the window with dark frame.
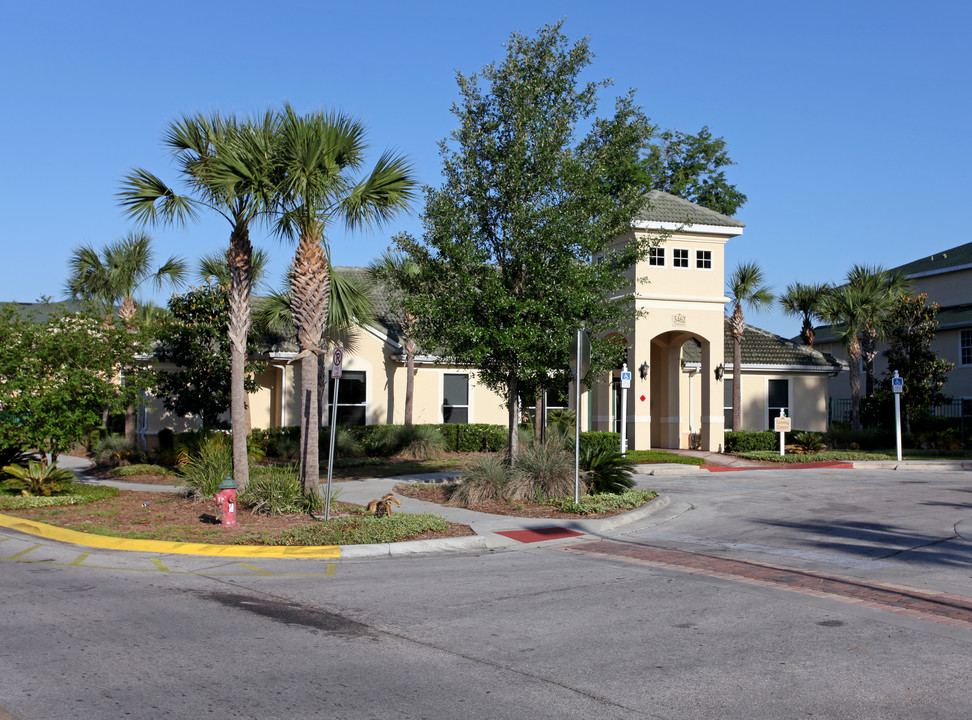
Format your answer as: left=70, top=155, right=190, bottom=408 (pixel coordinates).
left=724, top=378, right=734, bottom=431
left=327, top=370, right=367, bottom=426
left=962, top=330, right=972, bottom=366
left=767, top=379, right=789, bottom=429
left=443, top=373, right=469, bottom=424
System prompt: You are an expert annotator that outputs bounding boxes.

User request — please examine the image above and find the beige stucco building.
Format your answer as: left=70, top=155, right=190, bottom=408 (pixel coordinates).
left=137, top=191, right=839, bottom=449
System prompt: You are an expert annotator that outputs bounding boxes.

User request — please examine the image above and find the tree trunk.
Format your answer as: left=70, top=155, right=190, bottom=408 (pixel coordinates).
left=227, top=229, right=253, bottom=491
left=730, top=306, right=744, bottom=432
left=534, top=388, right=545, bottom=442
left=849, top=337, right=862, bottom=432
left=404, top=337, right=416, bottom=426
left=290, top=234, right=330, bottom=495
left=124, top=405, right=136, bottom=446
left=301, top=354, right=320, bottom=495
left=506, top=375, right=519, bottom=466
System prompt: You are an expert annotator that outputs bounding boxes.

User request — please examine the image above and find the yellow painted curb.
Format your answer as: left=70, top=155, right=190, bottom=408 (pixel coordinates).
left=0, top=513, right=340, bottom=559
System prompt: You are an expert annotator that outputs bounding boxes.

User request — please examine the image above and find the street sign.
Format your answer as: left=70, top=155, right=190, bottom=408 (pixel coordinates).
left=331, top=346, right=344, bottom=379
left=620, top=370, right=632, bottom=389
left=892, top=376, right=904, bottom=393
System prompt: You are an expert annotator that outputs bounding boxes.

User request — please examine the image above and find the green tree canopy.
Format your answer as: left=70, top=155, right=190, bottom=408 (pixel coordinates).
left=152, top=284, right=260, bottom=428
left=398, top=21, right=662, bottom=461
left=0, top=306, right=149, bottom=460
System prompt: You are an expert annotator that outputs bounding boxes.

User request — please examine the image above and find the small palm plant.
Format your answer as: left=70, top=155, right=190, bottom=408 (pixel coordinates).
left=791, top=431, right=825, bottom=454
left=2, top=460, right=76, bottom=496
left=581, top=447, right=635, bottom=494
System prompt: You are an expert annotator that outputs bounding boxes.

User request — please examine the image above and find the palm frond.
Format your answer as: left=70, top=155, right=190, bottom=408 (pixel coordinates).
left=118, top=168, right=200, bottom=227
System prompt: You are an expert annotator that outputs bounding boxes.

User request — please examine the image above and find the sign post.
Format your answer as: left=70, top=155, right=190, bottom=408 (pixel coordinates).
left=324, top=347, right=344, bottom=520
left=774, top=409, right=791, bottom=456
left=892, top=370, right=904, bottom=462
left=619, top=364, right=632, bottom=455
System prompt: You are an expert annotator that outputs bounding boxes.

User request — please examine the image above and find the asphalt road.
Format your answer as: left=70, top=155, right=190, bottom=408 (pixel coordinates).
left=1, top=466, right=969, bottom=719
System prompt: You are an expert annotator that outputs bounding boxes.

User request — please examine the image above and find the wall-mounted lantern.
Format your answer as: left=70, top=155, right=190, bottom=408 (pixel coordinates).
left=639, top=361, right=649, bottom=380
left=715, top=363, right=725, bottom=381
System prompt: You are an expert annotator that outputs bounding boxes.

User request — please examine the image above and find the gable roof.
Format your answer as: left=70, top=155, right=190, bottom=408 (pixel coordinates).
left=633, top=190, right=746, bottom=229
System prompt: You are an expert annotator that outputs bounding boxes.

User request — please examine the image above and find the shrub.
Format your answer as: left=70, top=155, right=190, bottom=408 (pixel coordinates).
left=272, top=513, right=450, bottom=546
left=113, top=464, right=177, bottom=478
left=791, top=431, right=825, bottom=454
left=2, top=459, right=77, bottom=496
left=549, top=489, right=658, bottom=515
left=507, top=440, right=583, bottom=502
left=823, top=426, right=891, bottom=451
left=581, top=447, right=635, bottom=494
left=240, top=464, right=328, bottom=515
left=92, top=434, right=137, bottom=466
left=363, top=424, right=444, bottom=459
left=578, top=431, right=622, bottom=455
left=724, top=430, right=776, bottom=453
left=179, top=436, right=234, bottom=500
left=249, top=426, right=301, bottom=462
left=448, top=454, right=512, bottom=506
left=318, top=426, right=361, bottom=459
left=436, top=423, right=507, bottom=452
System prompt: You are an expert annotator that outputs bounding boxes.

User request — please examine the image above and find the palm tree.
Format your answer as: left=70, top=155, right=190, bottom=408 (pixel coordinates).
left=367, top=249, right=420, bottom=425
left=65, top=231, right=187, bottom=321
left=844, top=265, right=909, bottom=398
left=820, top=284, right=868, bottom=431
left=119, top=111, right=279, bottom=491
left=273, top=105, right=415, bottom=493
left=65, top=231, right=187, bottom=443
left=779, top=281, right=829, bottom=348
left=726, top=261, right=773, bottom=431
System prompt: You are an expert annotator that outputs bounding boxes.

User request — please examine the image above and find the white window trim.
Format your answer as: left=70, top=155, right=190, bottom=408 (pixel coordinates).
left=960, top=329, right=972, bottom=367
left=672, top=248, right=690, bottom=269
left=695, top=249, right=713, bottom=271
left=326, top=368, right=369, bottom=426
left=441, top=371, right=471, bottom=424
left=648, top=246, right=666, bottom=267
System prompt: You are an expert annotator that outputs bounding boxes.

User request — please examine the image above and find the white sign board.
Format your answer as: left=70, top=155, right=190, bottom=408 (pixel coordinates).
left=892, top=376, right=904, bottom=394
left=331, top=346, right=344, bottom=379
left=620, top=371, right=632, bottom=389
left=774, top=416, right=792, bottom=433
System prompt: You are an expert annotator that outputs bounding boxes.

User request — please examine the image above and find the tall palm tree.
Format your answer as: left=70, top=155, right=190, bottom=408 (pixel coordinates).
left=273, top=105, right=416, bottom=493
left=367, top=249, right=420, bottom=425
left=65, top=231, right=187, bottom=443
left=779, top=281, right=829, bottom=348
left=726, top=261, right=773, bottom=431
left=65, top=231, right=187, bottom=321
left=820, top=283, right=868, bottom=431
left=119, top=111, right=279, bottom=491
left=844, top=265, right=909, bottom=398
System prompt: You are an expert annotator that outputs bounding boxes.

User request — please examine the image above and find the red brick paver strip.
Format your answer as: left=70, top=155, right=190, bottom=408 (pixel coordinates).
left=561, top=540, right=972, bottom=629
left=495, top=527, right=585, bottom=543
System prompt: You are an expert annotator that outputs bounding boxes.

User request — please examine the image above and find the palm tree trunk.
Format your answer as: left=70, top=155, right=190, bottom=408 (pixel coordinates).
left=534, top=387, right=545, bottom=441
left=290, top=234, right=330, bottom=495
left=849, top=337, right=862, bottom=432
left=227, top=229, right=252, bottom=491
left=730, top=306, right=744, bottom=431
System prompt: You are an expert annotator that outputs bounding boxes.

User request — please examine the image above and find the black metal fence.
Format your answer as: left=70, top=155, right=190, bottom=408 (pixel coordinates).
left=829, top=397, right=972, bottom=444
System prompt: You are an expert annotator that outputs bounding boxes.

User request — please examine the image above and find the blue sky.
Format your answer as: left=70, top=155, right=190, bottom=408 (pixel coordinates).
left=2, top=0, right=970, bottom=338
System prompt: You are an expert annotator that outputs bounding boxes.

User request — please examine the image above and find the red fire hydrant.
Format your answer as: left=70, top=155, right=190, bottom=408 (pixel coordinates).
left=215, top=477, right=239, bottom=527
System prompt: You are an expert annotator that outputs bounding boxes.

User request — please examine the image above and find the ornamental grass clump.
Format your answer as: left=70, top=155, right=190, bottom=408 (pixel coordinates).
left=448, top=454, right=512, bottom=506
left=179, top=436, right=234, bottom=500
left=507, top=440, right=583, bottom=503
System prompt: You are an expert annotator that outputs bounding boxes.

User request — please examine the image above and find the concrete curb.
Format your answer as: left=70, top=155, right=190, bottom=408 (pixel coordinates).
left=848, top=460, right=972, bottom=471
left=0, top=494, right=672, bottom=560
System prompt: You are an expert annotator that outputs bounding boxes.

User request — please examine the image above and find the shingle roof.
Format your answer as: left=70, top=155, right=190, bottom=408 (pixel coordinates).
left=684, top=319, right=842, bottom=370
left=633, top=190, right=746, bottom=229
left=892, top=241, right=972, bottom=277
